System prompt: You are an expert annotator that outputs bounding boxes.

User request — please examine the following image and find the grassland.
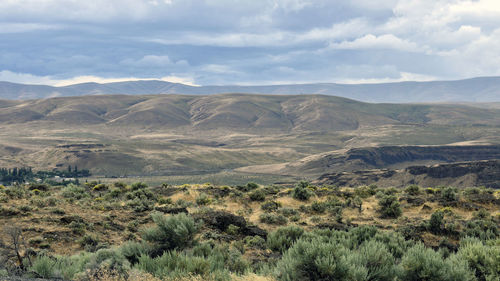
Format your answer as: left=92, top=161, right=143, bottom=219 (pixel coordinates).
left=1, top=180, right=499, bottom=280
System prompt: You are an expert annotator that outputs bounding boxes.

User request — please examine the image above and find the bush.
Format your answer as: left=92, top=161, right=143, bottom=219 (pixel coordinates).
left=267, top=226, right=305, bottom=253
left=248, top=189, right=266, bottom=201
left=429, top=211, right=444, bottom=234
left=457, top=238, right=500, bottom=281
left=245, top=235, right=266, bottom=249
left=141, top=213, right=200, bottom=256
left=274, top=237, right=358, bottom=281
left=354, top=185, right=377, bottom=198
left=120, top=241, right=151, bottom=265
left=131, top=182, right=148, bottom=191
left=92, top=183, right=109, bottom=192
left=378, top=194, right=402, bottom=218
left=278, top=207, right=299, bottom=217
left=349, top=240, right=397, bottom=281
left=261, top=200, right=282, bottom=212
left=62, top=184, right=88, bottom=200
left=237, top=182, right=259, bottom=192
left=259, top=213, right=288, bottom=225
left=441, top=187, right=458, bottom=202
left=310, top=201, right=327, bottom=213
left=31, top=255, right=56, bottom=278
left=196, top=193, right=211, bottom=206
left=400, top=243, right=474, bottom=281
left=292, top=181, right=314, bottom=201
left=135, top=245, right=248, bottom=279
left=405, top=185, right=421, bottom=195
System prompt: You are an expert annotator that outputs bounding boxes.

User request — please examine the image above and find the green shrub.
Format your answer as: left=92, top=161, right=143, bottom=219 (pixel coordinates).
left=292, top=181, right=314, bottom=201
left=248, top=189, right=266, bottom=201
left=348, top=240, right=397, bottom=281
left=237, top=182, right=259, bottom=192
left=441, top=187, right=458, bottom=202
left=261, top=200, right=282, bottom=212
left=310, top=201, right=327, bottom=213
left=31, top=255, right=56, bottom=278
left=141, top=213, right=200, bottom=256
left=378, top=194, right=402, bottom=218
left=405, top=185, right=421, bottom=195
left=259, top=213, right=288, bottom=225
left=246, top=182, right=259, bottom=190
left=278, top=207, right=299, bottom=217
left=245, top=235, right=266, bottom=249
left=457, top=237, right=500, bottom=281
left=120, top=241, right=151, bottom=265
left=354, top=185, right=377, bottom=198
left=429, top=211, right=444, bottom=234
left=274, top=237, right=357, bottom=281
left=196, top=193, right=211, bottom=206
left=267, top=226, right=305, bottom=253
left=131, top=182, right=148, bottom=191
left=92, top=183, right=109, bottom=192
left=400, top=243, right=474, bottom=281
left=226, top=224, right=240, bottom=235
left=62, top=184, right=88, bottom=200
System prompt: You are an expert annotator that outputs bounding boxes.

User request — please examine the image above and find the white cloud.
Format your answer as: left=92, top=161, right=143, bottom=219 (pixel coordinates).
left=329, top=34, right=422, bottom=52
left=0, top=70, right=198, bottom=87
left=0, top=23, right=61, bottom=33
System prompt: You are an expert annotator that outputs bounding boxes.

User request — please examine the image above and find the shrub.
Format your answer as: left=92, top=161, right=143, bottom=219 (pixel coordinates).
left=261, top=200, right=282, bottom=212
left=237, top=182, right=259, bottom=192
left=278, top=207, right=299, bottom=217
left=405, top=185, right=421, bottom=195
left=292, top=181, right=314, bottom=201
left=246, top=182, right=259, bottom=190
left=348, top=240, right=397, bottom=281
left=457, top=238, right=500, bottom=281
left=141, top=213, right=200, bottom=256
left=226, top=224, right=240, bottom=235
left=62, top=184, right=88, bottom=200
left=441, top=187, right=458, bottom=202
left=92, top=183, right=109, bottom=192
left=429, top=211, right=444, bottom=234
left=354, top=185, right=377, bottom=198
left=28, top=183, right=49, bottom=191
left=196, top=193, right=211, bottom=206
left=245, top=236, right=266, bottom=249
left=378, top=194, right=402, bottom=218
left=248, top=189, right=266, bottom=201
left=400, top=243, right=474, bottom=281
left=31, top=255, right=56, bottom=278
left=259, top=213, right=288, bottom=225
left=274, top=237, right=357, bottom=281
left=310, top=201, right=327, bottom=213
left=267, top=226, right=305, bottom=253
left=131, top=182, right=148, bottom=191
left=120, top=241, right=151, bottom=265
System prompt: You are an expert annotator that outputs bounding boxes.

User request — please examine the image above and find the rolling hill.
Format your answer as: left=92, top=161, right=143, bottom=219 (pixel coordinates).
left=2, top=76, right=500, bottom=102
left=0, top=93, right=498, bottom=177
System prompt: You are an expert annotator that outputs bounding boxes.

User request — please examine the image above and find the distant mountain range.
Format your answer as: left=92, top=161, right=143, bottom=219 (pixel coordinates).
left=1, top=76, right=500, bottom=102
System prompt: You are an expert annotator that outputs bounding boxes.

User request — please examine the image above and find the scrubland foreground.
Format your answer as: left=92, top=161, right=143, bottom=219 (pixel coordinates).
left=1, top=181, right=499, bottom=280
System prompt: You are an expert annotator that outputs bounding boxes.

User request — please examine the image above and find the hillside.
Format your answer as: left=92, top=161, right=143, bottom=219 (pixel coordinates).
left=237, top=145, right=500, bottom=178
left=0, top=94, right=498, bottom=177
left=2, top=76, right=500, bottom=102
left=315, top=160, right=500, bottom=188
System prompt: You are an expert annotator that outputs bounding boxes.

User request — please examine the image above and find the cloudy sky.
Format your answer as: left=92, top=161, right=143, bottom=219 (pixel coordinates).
left=1, top=0, right=500, bottom=86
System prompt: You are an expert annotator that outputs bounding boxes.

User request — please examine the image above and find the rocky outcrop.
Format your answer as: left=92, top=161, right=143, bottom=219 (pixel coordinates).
left=315, top=160, right=500, bottom=188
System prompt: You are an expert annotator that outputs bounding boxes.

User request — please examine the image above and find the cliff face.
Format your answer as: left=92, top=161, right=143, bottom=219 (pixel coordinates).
left=315, top=160, right=500, bottom=188
left=283, top=145, right=500, bottom=176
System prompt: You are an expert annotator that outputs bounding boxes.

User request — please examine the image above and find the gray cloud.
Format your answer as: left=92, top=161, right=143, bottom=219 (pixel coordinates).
left=1, top=0, right=500, bottom=86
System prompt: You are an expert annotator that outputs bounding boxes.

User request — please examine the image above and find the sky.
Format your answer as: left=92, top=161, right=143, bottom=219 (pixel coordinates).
left=1, top=0, right=500, bottom=86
